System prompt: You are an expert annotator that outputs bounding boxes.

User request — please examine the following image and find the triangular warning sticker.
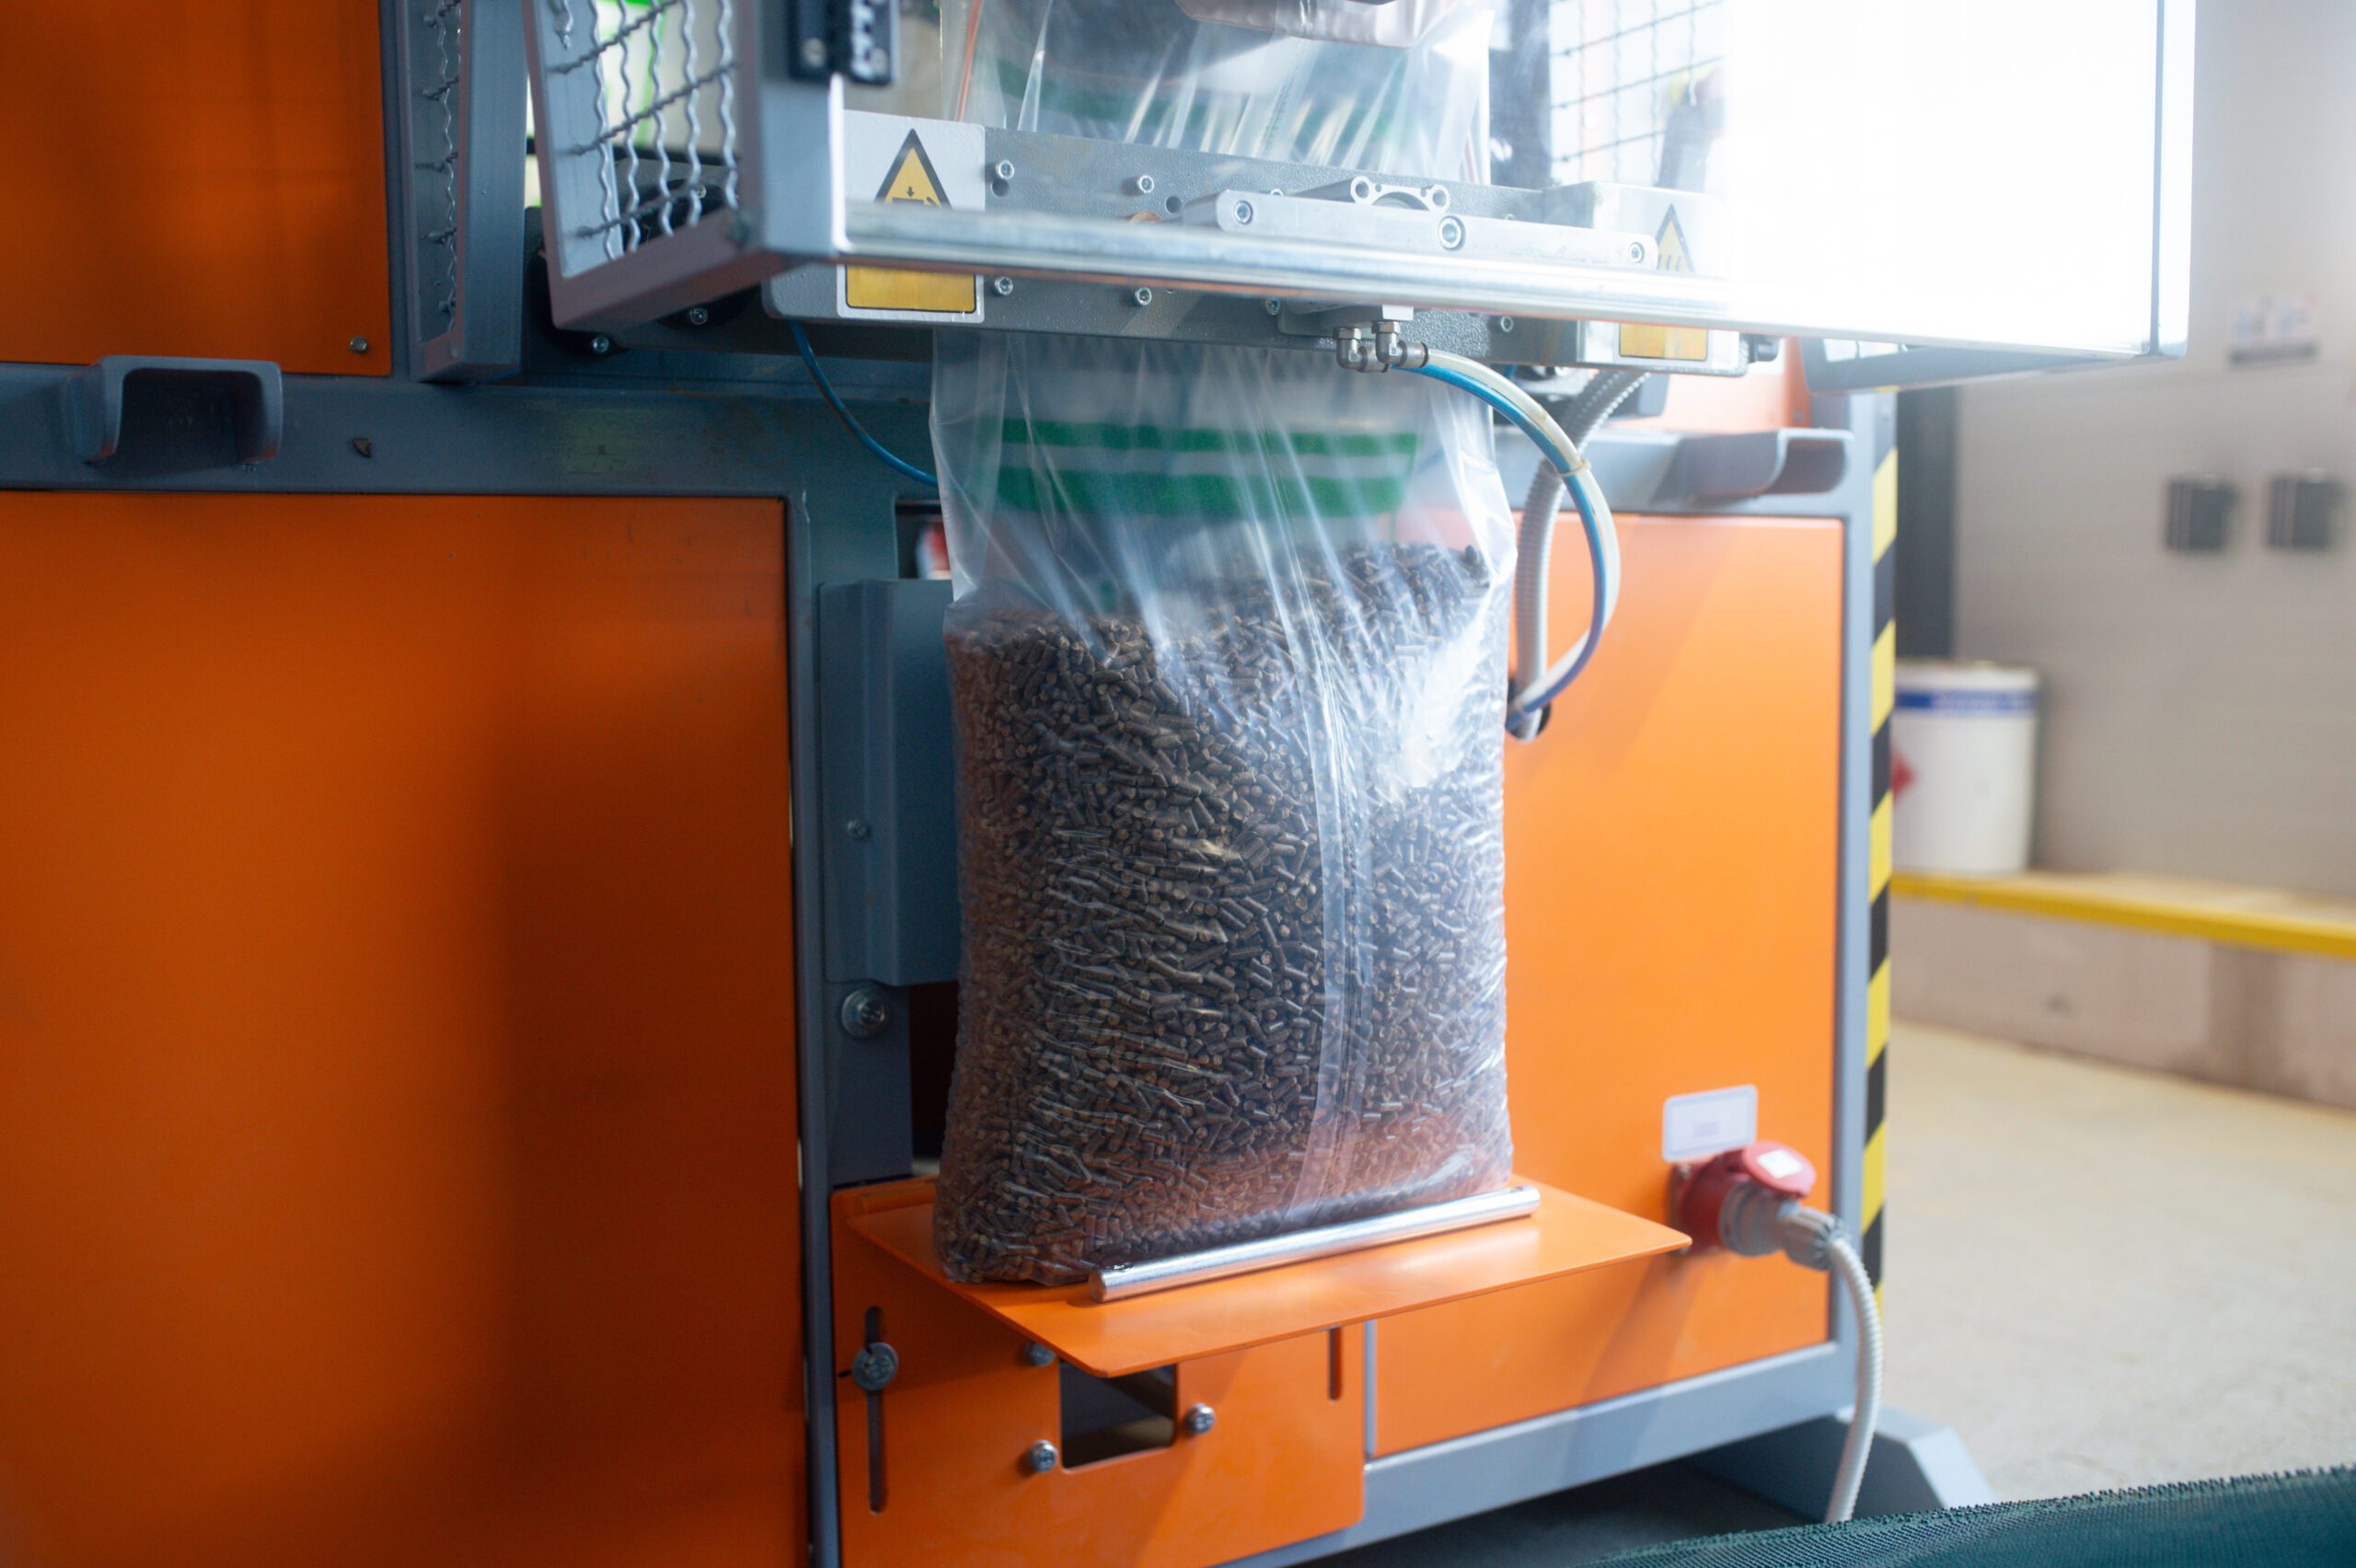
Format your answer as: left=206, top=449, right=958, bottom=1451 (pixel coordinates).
left=1653, top=208, right=1693, bottom=274
left=848, top=129, right=976, bottom=314
left=875, top=129, right=948, bottom=207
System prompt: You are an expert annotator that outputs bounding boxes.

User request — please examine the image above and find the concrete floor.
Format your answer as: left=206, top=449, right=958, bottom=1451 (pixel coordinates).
left=1322, top=1021, right=2356, bottom=1563
left=1881, top=1020, right=2356, bottom=1500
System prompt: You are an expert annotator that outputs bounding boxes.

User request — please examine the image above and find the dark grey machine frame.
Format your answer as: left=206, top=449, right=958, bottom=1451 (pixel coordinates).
left=0, top=2, right=2001, bottom=1562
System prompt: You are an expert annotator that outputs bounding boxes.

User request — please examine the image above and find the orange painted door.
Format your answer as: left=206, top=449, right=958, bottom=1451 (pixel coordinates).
left=0, top=493, right=803, bottom=1565
left=833, top=1183, right=1364, bottom=1568
left=1376, top=513, right=1846, bottom=1454
left=2, top=1, right=392, bottom=374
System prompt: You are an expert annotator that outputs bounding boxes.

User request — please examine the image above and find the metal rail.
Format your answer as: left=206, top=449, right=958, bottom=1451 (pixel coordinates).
left=1091, top=1184, right=1542, bottom=1303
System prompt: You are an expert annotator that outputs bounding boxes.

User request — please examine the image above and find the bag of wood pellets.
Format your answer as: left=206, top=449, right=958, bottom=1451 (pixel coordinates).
left=929, top=0, right=1511, bottom=1286
left=929, top=335, right=1516, bottom=1284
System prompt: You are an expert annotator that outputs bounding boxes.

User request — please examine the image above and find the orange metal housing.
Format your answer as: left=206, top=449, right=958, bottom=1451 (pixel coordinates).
left=1, top=2, right=393, bottom=375
left=1374, top=509, right=1846, bottom=1454
left=832, top=1182, right=1367, bottom=1568
left=0, top=493, right=801, bottom=1566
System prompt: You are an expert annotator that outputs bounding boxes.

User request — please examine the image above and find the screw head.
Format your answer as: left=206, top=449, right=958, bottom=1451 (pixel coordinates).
left=1234, top=200, right=1254, bottom=225
left=1438, top=215, right=1465, bottom=250
left=1021, top=1342, right=1055, bottom=1367
left=1024, top=1440, right=1058, bottom=1474
left=993, top=275, right=1015, bottom=297
left=1497, top=316, right=1517, bottom=334
left=840, top=987, right=892, bottom=1040
left=348, top=336, right=371, bottom=354
left=587, top=333, right=614, bottom=355
left=685, top=305, right=711, bottom=327
left=1628, top=240, right=1647, bottom=263
left=1264, top=298, right=1283, bottom=316
left=1183, top=1403, right=1216, bottom=1435
left=846, top=819, right=872, bottom=841
left=994, top=160, right=1016, bottom=182
left=1128, top=286, right=1154, bottom=308
left=850, top=1342, right=899, bottom=1392
left=799, top=36, right=829, bottom=70
left=1129, top=173, right=1156, bottom=196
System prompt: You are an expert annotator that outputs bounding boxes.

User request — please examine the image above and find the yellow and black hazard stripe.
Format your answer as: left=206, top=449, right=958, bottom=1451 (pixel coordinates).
left=1862, top=441, right=1897, bottom=1297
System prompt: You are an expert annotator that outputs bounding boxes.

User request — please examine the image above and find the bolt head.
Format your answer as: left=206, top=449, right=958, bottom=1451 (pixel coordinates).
left=1498, top=317, right=1517, bottom=333
left=840, top=987, right=892, bottom=1040
left=1264, top=298, right=1283, bottom=316
left=992, top=275, right=1015, bottom=297
left=588, top=333, right=613, bottom=355
left=1629, top=240, right=1647, bottom=262
left=1438, top=216, right=1465, bottom=250
left=1129, top=286, right=1154, bottom=308
left=685, top=306, right=711, bottom=327
left=1021, top=1342, right=1055, bottom=1367
left=800, top=37, right=829, bottom=70
left=1183, top=1403, right=1216, bottom=1435
left=1024, top=1440, right=1058, bottom=1474
left=850, top=1342, right=899, bottom=1392
left=1234, top=201, right=1254, bottom=225
left=994, top=160, right=1016, bottom=182
left=846, top=819, right=872, bottom=841
left=1130, top=174, right=1156, bottom=196
left=348, top=336, right=371, bottom=354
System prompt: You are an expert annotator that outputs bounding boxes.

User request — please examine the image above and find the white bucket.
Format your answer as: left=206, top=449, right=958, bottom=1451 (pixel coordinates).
left=1891, top=661, right=2039, bottom=876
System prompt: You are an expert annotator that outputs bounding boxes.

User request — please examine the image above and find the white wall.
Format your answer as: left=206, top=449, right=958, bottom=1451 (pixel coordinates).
left=1953, top=0, right=2356, bottom=898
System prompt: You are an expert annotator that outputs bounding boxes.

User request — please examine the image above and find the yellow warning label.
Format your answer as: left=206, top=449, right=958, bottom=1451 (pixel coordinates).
left=846, top=130, right=978, bottom=315
left=1618, top=207, right=1709, bottom=363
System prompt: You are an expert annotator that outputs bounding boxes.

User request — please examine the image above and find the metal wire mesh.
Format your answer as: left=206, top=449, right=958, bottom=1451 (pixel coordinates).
left=548, top=0, right=740, bottom=260
left=415, top=0, right=465, bottom=323
left=1550, top=0, right=1727, bottom=186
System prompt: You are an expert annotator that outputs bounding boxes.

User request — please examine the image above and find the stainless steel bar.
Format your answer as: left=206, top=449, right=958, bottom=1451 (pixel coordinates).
left=1090, top=1184, right=1542, bottom=1303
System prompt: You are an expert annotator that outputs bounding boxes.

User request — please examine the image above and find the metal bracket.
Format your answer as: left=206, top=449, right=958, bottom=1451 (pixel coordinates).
left=63, top=357, right=284, bottom=467
left=1672, top=428, right=1850, bottom=502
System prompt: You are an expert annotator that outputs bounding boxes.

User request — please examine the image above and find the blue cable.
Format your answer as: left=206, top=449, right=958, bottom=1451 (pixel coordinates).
left=790, top=321, right=939, bottom=489
left=1405, top=362, right=1611, bottom=719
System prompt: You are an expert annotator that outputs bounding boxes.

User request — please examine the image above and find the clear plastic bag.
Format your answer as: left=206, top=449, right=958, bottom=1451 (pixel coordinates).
left=930, top=1, right=1512, bottom=1285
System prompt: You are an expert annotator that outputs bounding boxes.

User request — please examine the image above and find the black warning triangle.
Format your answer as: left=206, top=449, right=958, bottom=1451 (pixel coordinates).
left=875, top=129, right=951, bottom=208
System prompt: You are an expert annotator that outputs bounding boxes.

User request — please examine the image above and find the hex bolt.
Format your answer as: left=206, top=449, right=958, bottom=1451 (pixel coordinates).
left=1264, top=298, right=1283, bottom=316
left=1438, top=216, right=1466, bottom=250
left=1128, top=286, right=1154, bottom=308
left=1628, top=239, right=1647, bottom=263
left=799, top=37, right=829, bottom=70
left=846, top=819, right=873, bottom=841
left=993, top=275, right=1016, bottom=297
left=1497, top=317, right=1517, bottom=334
left=685, top=306, right=711, bottom=327
left=1234, top=200, right=1254, bottom=225
left=994, top=159, right=1016, bottom=182
left=1128, top=174, right=1156, bottom=196
left=348, top=336, right=371, bottom=354
left=587, top=333, right=614, bottom=355
left=1024, top=1440, right=1058, bottom=1474
left=849, top=1342, right=899, bottom=1393
left=841, top=987, right=892, bottom=1040
left=1021, top=1342, right=1056, bottom=1367
left=1183, top=1403, right=1217, bottom=1436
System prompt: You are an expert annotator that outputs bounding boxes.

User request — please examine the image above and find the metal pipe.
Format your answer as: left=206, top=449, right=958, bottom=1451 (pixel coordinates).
left=1090, top=1184, right=1541, bottom=1303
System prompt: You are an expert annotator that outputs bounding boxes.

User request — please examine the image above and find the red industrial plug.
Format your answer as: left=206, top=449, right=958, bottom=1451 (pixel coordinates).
left=1672, top=1141, right=1819, bottom=1258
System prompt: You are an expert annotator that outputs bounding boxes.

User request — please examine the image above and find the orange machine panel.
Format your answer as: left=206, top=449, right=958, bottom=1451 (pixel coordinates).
left=1375, top=513, right=1845, bottom=1455
left=2, top=2, right=393, bottom=374
left=834, top=1183, right=1364, bottom=1568
left=0, top=493, right=801, bottom=1565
